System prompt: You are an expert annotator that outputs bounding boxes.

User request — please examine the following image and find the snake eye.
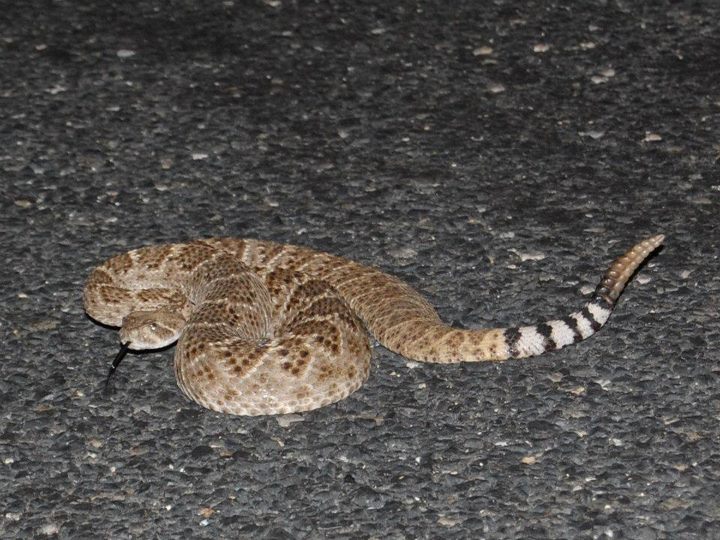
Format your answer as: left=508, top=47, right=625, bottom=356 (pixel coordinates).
left=149, top=323, right=157, bottom=332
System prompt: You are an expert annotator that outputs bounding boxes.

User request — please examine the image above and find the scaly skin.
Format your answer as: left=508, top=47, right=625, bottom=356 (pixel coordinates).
left=84, top=234, right=664, bottom=415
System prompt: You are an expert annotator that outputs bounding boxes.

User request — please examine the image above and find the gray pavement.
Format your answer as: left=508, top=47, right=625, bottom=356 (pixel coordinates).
left=1, top=1, right=718, bottom=538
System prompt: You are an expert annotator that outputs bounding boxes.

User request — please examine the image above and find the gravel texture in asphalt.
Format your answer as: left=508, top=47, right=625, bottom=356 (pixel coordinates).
left=1, top=1, right=719, bottom=538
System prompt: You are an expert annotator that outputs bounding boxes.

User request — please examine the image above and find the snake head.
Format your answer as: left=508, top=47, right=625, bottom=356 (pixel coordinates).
left=119, top=310, right=186, bottom=350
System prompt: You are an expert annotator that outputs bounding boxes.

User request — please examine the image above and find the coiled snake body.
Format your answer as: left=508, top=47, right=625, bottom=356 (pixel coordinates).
left=84, top=235, right=664, bottom=415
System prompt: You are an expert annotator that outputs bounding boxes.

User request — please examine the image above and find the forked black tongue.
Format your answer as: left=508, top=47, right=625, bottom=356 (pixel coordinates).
left=105, top=342, right=131, bottom=389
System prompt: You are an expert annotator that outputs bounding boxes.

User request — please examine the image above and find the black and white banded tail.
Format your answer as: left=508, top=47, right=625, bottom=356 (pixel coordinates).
left=504, top=234, right=665, bottom=358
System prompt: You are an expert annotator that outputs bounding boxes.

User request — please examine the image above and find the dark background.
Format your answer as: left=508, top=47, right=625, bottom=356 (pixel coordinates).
left=2, top=1, right=718, bottom=538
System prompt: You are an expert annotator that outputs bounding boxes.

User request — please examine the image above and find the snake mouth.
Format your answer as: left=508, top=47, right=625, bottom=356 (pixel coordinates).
left=105, top=341, right=132, bottom=388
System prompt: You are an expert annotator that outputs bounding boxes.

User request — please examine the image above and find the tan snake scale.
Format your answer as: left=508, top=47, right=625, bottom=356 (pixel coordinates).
left=84, top=235, right=664, bottom=415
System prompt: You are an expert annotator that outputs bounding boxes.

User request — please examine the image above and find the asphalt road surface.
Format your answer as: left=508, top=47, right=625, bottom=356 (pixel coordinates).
left=2, top=1, right=718, bottom=538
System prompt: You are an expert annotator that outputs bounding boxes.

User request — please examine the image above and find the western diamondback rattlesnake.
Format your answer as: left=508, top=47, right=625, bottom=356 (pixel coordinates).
left=83, top=235, right=664, bottom=416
